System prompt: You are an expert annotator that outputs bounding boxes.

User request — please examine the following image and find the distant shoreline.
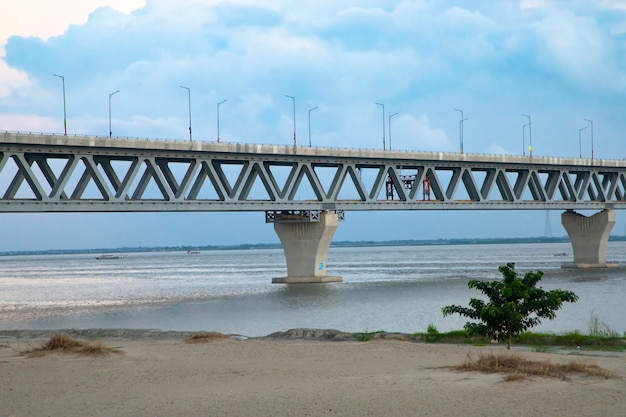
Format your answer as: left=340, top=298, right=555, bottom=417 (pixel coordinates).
left=3, top=235, right=626, bottom=257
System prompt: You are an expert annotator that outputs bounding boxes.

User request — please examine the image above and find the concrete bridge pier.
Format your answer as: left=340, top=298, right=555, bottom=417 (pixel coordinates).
left=269, top=210, right=342, bottom=284
left=561, top=209, right=618, bottom=268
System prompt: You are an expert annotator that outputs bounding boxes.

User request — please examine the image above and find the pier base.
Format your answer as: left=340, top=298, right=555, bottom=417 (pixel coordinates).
left=271, top=211, right=342, bottom=284
left=561, top=209, right=619, bottom=268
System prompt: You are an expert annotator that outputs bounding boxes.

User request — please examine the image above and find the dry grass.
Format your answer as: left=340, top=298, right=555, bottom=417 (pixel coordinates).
left=30, top=334, right=123, bottom=356
left=185, top=332, right=230, bottom=343
left=457, top=353, right=614, bottom=381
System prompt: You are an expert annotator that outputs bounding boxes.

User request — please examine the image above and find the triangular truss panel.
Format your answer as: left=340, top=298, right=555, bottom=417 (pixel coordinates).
left=308, top=164, right=337, bottom=196
left=442, top=167, right=475, bottom=201
left=264, top=162, right=297, bottom=199
left=236, top=162, right=277, bottom=201
left=353, top=166, right=386, bottom=200
left=124, top=158, right=172, bottom=201
left=382, top=167, right=407, bottom=201
left=212, top=160, right=249, bottom=199
left=28, top=156, right=71, bottom=198
left=470, top=169, right=489, bottom=200
left=398, top=167, right=426, bottom=200
left=334, top=165, right=367, bottom=201
left=67, top=157, right=110, bottom=200
left=598, top=172, right=618, bottom=201
left=569, top=172, right=589, bottom=201
left=613, top=173, right=626, bottom=200
left=95, top=156, right=137, bottom=200
left=0, top=154, right=38, bottom=199
left=186, top=161, right=225, bottom=201
left=154, top=158, right=197, bottom=199
left=288, top=164, right=324, bottom=201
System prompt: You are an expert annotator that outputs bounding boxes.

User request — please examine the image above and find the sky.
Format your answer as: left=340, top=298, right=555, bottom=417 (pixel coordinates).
left=1, top=0, right=626, bottom=251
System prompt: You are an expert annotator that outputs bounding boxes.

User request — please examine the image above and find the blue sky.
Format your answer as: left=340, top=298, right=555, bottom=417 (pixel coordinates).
left=1, top=0, right=626, bottom=250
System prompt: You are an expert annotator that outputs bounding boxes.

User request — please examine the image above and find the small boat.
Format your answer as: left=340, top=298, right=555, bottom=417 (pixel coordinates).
left=95, top=254, right=124, bottom=260
left=553, top=252, right=568, bottom=257
left=187, top=250, right=200, bottom=255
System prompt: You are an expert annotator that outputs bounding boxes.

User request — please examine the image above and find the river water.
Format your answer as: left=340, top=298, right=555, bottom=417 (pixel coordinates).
left=1, top=242, right=624, bottom=337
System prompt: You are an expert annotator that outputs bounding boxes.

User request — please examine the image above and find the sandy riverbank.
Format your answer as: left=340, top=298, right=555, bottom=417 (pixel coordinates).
left=1, top=330, right=625, bottom=417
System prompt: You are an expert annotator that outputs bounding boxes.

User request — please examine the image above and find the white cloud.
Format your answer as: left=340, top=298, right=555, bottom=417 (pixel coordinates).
left=486, top=144, right=515, bottom=155
left=520, top=0, right=555, bottom=10
left=533, top=9, right=626, bottom=92
left=0, top=114, right=58, bottom=133
left=595, top=0, right=626, bottom=10
left=0, top=0, right=145, bottom=44
left=0, top=61, right=30, bottom=96
left=0, top=0, right=145, bottom=98
left=394, top=115, right=450, bottom=152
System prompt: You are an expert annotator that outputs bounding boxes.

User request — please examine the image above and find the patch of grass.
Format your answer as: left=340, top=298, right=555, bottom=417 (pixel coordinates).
left=425, top=323, right=441, bottom=343
left=185, top=332, right=230, bottom=343
left=589, top=311, right=621, bottom=338
left=532, top=346, right=552, bottom=353
left=384, top=333, right=411, bottom=341
left=456, top=353, right=614, bottom=381
left=411, top=329, right=480, bottom=344
left=355, top=330, right=384, bottom=342
left=514, top=331, right=626, bottom=351
left=30, top=334, right=123, bottom=356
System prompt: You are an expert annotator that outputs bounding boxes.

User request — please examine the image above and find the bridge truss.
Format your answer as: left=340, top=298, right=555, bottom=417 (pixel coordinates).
left=1, top=133, right=626, bottom=212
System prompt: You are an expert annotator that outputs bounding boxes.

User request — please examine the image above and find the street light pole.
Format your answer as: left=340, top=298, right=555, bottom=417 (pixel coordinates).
left=285, top=95, right=296, bottom=146
left=108, top=90, right=119, bottom=138
left=180, top=86, right=192, bottom=142
left=217, top=99, right=227, bottom=143
left=454, top=109, right=467, bottom=154
left=523, top=114, right=532, bottom=157
left=53, top=74, right=67, bottom=135
left=522, top=123, right=529, bottom=156
left=375, top=102, right=385, bottom=150
left=584, top=119, right=594, bottom=160
left=578, top=126, right=588, bottom=158
left=388, top=112, right=398, bottom=151
left=308, top=106, right=318, bottom=147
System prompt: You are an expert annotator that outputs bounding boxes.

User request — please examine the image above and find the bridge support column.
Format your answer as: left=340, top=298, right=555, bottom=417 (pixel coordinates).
left=271, top=211, right=342, bottom=284
left=561, top=209, right=618, bottom=268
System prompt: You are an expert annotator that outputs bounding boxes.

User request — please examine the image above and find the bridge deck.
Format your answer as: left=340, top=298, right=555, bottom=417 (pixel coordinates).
left=4, top=131, right=625, bottom=167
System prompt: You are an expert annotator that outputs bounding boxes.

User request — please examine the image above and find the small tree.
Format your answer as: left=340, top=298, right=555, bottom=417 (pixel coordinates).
left=442, top=263, right=578, bottom=349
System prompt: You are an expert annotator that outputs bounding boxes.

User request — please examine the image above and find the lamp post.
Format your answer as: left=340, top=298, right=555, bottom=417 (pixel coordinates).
left=285, top=95, right=296, bottom=146
left=308, top=106, right=318, bottom=147
left=578, top=126, right=588, bottom=158
left=522, top=123, right=529, bottom=156
left=108, top=90, right=119, bottom=138
left=53, top=74, right=67, bottom=135
left=375, top=102, right=385, bottom=150
left=454, top=108, right=467, bottom=154
left=584, top=119, right=594, bottom=160
left=388, top=112, right=398, bottom=151
left=217, top=99, right=227, bottom=143
left=180, top=86, right=192, bottom=142
left=523, top=114, right=532, bottom=157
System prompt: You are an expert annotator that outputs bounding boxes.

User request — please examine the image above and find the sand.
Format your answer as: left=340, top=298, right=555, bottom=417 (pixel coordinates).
left=1, top=333, right=625, bottom=417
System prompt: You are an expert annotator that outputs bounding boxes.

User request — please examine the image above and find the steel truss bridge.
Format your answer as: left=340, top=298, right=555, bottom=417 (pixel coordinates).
left=2, top=132, right=626, bottom=214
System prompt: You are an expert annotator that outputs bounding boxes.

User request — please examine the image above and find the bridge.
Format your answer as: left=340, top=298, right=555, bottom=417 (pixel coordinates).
left=1, top=132, right=623, bottom=282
